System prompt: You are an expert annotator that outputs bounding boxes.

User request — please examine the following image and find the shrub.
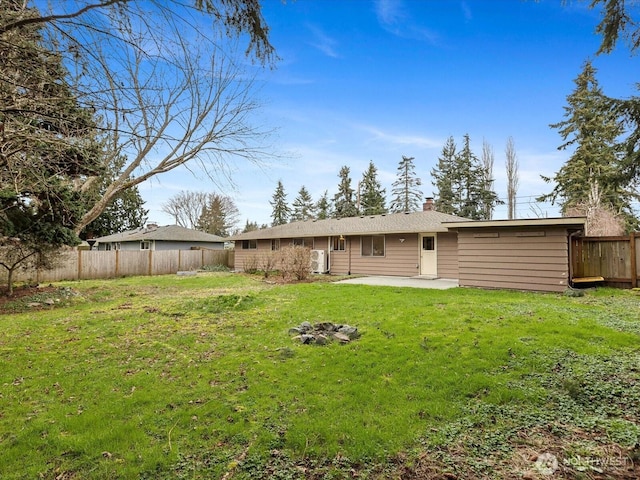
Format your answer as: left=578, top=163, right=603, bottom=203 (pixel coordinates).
left=258, top=251, right=278, bottom=278
left=279, top=245, right=311, bottom=281
left=242, top=254, right=259, bottom=274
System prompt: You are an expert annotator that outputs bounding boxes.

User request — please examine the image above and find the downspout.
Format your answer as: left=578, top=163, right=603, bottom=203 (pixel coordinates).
left=348, top=236, right=351, bottom=276
left=327, top=236, right=331, bottom=273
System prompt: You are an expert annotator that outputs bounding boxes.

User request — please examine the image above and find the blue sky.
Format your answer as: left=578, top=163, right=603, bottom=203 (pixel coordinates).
left=140, top=0, right=640, bottom=228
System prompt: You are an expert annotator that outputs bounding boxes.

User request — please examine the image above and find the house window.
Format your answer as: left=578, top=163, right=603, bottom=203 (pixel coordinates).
left=292, top=238, right=310, bottom=248
left=422, top=236, right=435, bottom=251
left=271, top=239, right=280, bottom=251
left=332, top=236, right=345, bottom=251
left=140, top=240, right=152, bottom=250
left=242, top=240, right=257, bottom=250
left=106, top=242, right=121, bottom=251
left=361, top=235, right=385, bottom=257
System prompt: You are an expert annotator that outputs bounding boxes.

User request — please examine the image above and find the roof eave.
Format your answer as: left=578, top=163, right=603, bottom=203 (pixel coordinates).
left=442, top=217, right=587, bottom=229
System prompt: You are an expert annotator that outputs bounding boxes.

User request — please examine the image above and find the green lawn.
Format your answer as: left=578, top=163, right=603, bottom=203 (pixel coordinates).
left=1, top=273, right=639, bottom=479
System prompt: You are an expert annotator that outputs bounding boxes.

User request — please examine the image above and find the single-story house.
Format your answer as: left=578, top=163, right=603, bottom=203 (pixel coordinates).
left=93, top=224, right=226, bottom=251
left=228, top=200, right=587, bottom=293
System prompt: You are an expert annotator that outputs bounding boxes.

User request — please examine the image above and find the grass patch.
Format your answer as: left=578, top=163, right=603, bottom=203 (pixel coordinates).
left=0, top=273, right=639, bottom=478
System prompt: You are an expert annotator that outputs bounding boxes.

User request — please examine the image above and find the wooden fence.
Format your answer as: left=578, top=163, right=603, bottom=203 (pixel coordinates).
left=571, top=233, right=639, bottom=288
left=4, top=249, right=233, bottom=284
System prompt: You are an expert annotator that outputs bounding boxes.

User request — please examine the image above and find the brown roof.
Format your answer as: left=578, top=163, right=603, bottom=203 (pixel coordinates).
left=95, top=225, right=226, bottom=243
left=229, top=210, right=470, bottom=241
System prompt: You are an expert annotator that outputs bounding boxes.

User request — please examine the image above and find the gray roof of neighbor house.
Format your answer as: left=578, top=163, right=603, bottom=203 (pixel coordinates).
left=229, top=210, right=470, bottom=241
left=94, top=225, right=226, bottom=243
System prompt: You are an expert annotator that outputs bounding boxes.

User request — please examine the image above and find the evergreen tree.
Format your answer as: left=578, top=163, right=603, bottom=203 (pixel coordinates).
left=456, top=134, right=501, bottom=219
left=539, top=61, right=638, bottom=229
left=431, top=137, right=458, bottom=214
left=291, top=186, right=316, bottom=222
left=0, top=2, right=102, bottom=293
left=390, top=156, right=423, bottom=213
left=242, top=220, right=259, bottom=233
left=197, top=194, right=240, bottom=237
left=332, top=166, right=358, bottom=218
left=360, top=161, right=387, bottom=215
left=270, top=180, right=290, bottom=226
left=315, top=190, right=332, bottom=220
left=431, top=135, right=500, bottom=220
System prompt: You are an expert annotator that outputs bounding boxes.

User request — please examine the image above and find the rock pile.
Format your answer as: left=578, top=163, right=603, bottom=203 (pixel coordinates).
left=288, top=321, right=360, bottom=345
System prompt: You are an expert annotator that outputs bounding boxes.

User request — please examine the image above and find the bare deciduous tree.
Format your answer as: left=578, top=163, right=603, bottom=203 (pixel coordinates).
left=481, top=139, right=495, bottom=220
left=162, top=191, right=209, bottom=229
left=566, top=177, right=625, bottom=236
left=68, top=6, right=274, bottom=233
left=2, top=2, right=276, bottom=236
left=505, top=136, right=519, bottom=220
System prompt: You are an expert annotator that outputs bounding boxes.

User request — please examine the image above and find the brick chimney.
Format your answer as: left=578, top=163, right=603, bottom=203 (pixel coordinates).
left=423, top=197, right=435, bottom=211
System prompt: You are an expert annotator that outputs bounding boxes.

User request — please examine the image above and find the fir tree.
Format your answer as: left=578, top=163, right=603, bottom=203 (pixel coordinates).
left=431, top=135, right=500, bottom=220
left=456, top=134, right=500, bottom=219
left=242, top=220, right=259, bottom=233
left=539, top=60, right=638, bottom=230
left=291, top=186, right=316, bottom=222
left=431, top=137, right=458, bottom=215
left=270, top=180, right=290, bottom=226
left=315, top=190, right=332, bottom=220
left=197, top=194, right=240, bottom=237
left=390, top=156, right=423, bottom=213
left=360, top=161, right=387, bottom=215
left=332, top=166, right=358, bottom=218
left=0, top=2, right=102, bottom=293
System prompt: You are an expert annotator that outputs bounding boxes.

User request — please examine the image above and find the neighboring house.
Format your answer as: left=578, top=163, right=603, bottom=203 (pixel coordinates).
left=229, top=199, right=587, bottom=293
left=93, top=224, right=226, bottom=251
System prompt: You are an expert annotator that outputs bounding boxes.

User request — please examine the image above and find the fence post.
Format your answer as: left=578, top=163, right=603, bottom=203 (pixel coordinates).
left=631, top=232, right=638, bottom=288
left=77, top=249, right=82, bottom=280
left=148, top=250, right=153, bottom=276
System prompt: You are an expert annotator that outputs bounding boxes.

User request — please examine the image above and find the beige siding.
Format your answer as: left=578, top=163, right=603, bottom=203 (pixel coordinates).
left=329, top=234, right=420, bottom=276
left=233, top=237, right=332, bottom=272
left=437, top=232, right=458, bottom=279
left=457, top=227, right=570, bottom=292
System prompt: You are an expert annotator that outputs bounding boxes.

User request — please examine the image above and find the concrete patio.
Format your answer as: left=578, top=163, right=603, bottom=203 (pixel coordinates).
left=335, top=276, right=459, bottom=290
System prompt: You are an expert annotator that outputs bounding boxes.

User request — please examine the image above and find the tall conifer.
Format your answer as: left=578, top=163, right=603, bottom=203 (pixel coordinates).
left=270, top=180, right=290, bottom=226
left=390, top=156, right=423, bottom=213
left=360, top=161, right=387, bottom=215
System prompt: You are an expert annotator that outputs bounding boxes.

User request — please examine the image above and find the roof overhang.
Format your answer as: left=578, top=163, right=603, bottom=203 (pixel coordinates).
left=442, top=217, right=587, bottom=229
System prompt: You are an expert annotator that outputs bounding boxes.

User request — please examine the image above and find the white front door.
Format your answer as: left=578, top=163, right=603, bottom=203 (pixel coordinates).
left=420, top=234, right=437, bottom=277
